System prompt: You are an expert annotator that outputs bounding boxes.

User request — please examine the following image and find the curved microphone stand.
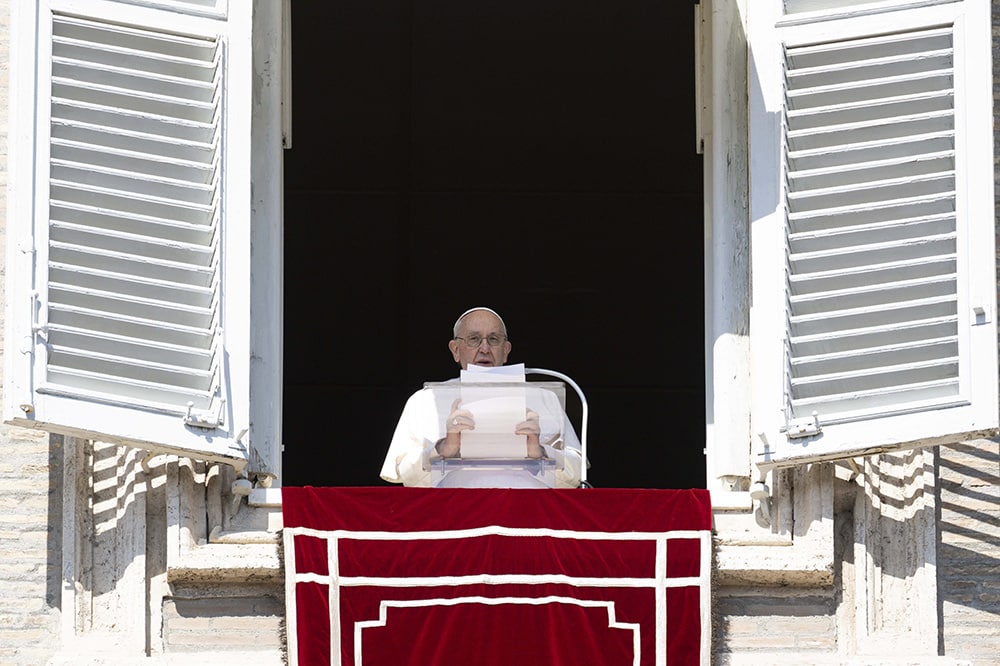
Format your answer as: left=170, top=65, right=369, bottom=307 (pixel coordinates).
left=525, top=367, right=591, bottom=488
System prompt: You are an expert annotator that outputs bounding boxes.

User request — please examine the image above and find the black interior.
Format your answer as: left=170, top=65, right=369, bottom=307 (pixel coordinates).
left=282, top=0, right=705, bottom=489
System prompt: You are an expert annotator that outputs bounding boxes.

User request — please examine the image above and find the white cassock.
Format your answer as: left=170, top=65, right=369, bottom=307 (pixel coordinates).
left=379, top=380, right=583, bottom=488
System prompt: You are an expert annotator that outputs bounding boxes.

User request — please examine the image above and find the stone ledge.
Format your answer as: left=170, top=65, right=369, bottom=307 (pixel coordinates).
left=715, top=541, right=834, bottom=587
left=168, top=542, right=281, bottom=583
left=47, top=649, right=284, bottom=665
left=719, top=654, right=973, bottom=666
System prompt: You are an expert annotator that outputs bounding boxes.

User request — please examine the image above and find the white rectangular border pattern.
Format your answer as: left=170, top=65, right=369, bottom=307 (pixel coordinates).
left=283, top=526, right=712, bottom=666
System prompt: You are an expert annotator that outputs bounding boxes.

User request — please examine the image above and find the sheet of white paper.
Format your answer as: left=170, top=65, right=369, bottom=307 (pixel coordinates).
left=460, top=362, right=526, bottom=382
left=460, top=395, right=524, bottom=432
left=459, top=364, right=528, bottom=458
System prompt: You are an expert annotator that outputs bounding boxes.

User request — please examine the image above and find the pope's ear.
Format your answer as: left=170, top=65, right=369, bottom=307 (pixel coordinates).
left=448, top=339, right=461, bottom=362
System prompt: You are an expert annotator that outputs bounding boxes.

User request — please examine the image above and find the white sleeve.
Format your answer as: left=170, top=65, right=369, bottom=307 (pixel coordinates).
left=535, top=389, right=584, bottom=488
left=379, top=390, right=440, bottom=487
left=549, top=414, right=583, bottom=488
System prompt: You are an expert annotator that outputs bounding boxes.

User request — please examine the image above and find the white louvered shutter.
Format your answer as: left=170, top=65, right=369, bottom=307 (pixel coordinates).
left=4, top=0, right=252, bottom=466
left=748, top=0, right=998, bottom=467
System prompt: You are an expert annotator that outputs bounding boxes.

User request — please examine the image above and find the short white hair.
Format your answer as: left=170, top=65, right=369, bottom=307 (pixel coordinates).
left=453, top=307, right=507, bottom=338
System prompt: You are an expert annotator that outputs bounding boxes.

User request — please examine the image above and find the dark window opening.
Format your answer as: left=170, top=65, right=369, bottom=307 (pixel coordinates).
left=282, top=0, right=705, bottom=488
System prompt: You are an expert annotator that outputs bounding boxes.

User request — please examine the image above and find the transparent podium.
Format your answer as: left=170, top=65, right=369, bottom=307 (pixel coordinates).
left=423, top=380, right=570, bottom=488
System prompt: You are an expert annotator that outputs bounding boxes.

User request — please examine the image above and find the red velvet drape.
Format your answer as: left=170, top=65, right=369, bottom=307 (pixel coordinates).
left=283, top=487, right=712, bottom=666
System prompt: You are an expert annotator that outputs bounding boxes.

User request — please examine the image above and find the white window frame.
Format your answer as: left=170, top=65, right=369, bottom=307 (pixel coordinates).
left=2, top=0, right=286, bottom=475
left=702, top=0, right=997, bottom=504
left=746, top=0, right=997, bottom=469
left=701, top=0, right=754, bottom=504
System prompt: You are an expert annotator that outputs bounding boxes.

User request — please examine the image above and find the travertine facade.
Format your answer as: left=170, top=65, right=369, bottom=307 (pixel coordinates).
left=0, top=1, right=997, bottom=664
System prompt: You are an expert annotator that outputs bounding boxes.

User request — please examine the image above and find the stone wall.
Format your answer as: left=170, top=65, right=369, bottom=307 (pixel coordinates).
left=948, top=1, right=1000, bottom=660
left=0, top=430, right=61, bottom=666
left=162, top=592, right=283, bottom=654
left=715, top=588, right=837, bottom=658
left=938, top=440, right=1000, bottom=661
left=0, top=1, right=65, bottom=663
left=0, top=1, right=997, bottom=664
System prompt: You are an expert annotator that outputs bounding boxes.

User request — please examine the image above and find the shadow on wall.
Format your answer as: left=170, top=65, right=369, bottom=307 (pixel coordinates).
left=838, top=444, right=999, bottom=659
left=711, top=443, right=1000, bottom=661
left=936, top=440, right=1000, bottom=659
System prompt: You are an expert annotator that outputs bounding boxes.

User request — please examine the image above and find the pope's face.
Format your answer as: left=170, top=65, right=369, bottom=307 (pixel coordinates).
left=448, top=310, right=511, bottom=369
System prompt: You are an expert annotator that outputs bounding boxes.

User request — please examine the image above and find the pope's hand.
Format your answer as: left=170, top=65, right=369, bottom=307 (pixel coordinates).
left=516, top=410, right=544, bottom=458
left=437, top=398, right=472, bottom=458
left=446, top=398, right=475, bottom=434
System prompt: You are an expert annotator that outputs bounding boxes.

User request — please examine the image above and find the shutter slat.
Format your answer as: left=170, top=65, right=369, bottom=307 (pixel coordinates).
left=49, top=243, right=215, bottom=286
left=51, top=201, right=215, bottom=244
left=791, top=356, right=958, bottom=398
left=787, top=63, right=952, bottom=98
left=786, top=28, right=952, bottom=68
left=787, top=90, right=953, bottom=130
left=789, top=379, right=960, bottom=416
left=50, top=283, right=215, bottom=318
left=786, top=72, right=953, bottom=109
left=788, top=172, right=955, bottom=212
left=48, top=347, right=213, bottom=390
left=788, top=193, right=956, bottom=231
left=51, top=139, right=215, bottom=183
left=53, top=120, right=214, bottom=161
left=48, top=306, right=213, bottom=350
left=50, top=265, right=212, bottom=308
left=788, top=132, right=955, bottom=171
left=789, top=214, right=954, bottom=252
left=51, top=220, right=216, bottom=262
left=783, top=1, right=943, bottom=16
left=789, top=232, right=955, bottom=263
left=51, top=42, right=216, bottom=81
left=44, top=367, right=215, bottom=411
left=788, top=45, right=951, bottom=75
left=51, top=182, right=213, bottom=224
left=49, top=285, right=215, bottom=331
left=789, top=235, right=955, bottom=276
left=790, top=316, right=957, bottom=358
left=52, top=105, right=216, bottom=144
left=52, top=79, right=215, bottom=123
left=48, top=326, right=212, bottom=369
left=54, top=15, right=219, bottom=60
left=53, top=57, right=215, bottom=102
left=788, top=150, right=955, bottom=183
left=791, top=336, right=958, bottom=372
left=51, top=161, right=216, bottom=205
left=790, top=275, right=956, bottom=316
left=792, top=341, right=957, bottom=382
left=787, top=114, right=953, bottom=152
left=790, top=254, right=954, bottom=286
left=789, top=296, right=956, bottom=338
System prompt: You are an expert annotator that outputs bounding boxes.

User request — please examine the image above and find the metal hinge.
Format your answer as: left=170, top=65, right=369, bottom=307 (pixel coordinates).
left=184, top=399, right=225, bottom=429
left=29, top=289, right=47, bottom=341
left=781, top=411, right=822, bottom=439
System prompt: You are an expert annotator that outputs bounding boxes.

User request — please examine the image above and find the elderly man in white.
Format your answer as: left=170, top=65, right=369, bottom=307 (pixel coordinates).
left=380, top=307, right=584, bottom=488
